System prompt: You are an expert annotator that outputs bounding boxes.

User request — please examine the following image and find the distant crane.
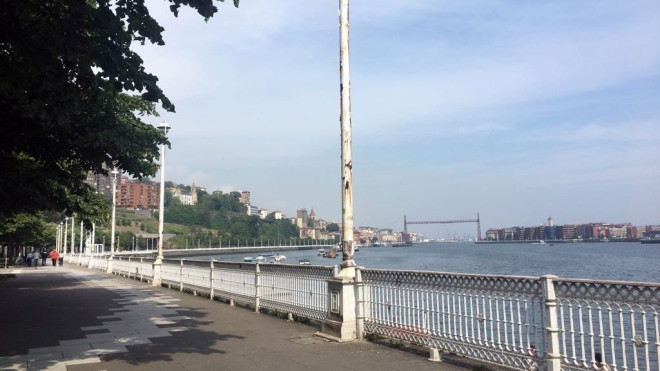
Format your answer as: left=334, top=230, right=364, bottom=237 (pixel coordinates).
left=403, top=213, right=482, bottom=242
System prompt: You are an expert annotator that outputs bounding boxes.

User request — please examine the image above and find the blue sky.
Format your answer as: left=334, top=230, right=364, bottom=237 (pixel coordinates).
left=137, top=0, right=660, bottom=237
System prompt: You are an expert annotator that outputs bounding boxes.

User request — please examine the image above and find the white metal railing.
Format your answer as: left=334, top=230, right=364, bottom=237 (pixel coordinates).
left=112, top=256, right=154, bottom=281
left=259, top=263, right=336, bottom=320
left=359, top=269, right=545, bottom=370
left=64, top=254, right=659, bottom=370
left=553, top=279, right=660, bottom=371
left=152, top=259, right=336, bottom=321
left=358, top=269, right=659, bottom=371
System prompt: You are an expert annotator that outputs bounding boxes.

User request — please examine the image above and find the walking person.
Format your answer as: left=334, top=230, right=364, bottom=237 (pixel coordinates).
left=50, top=249, right=59, bottom=267
left=26, top=251, right=33, bottom=268
left=33, top=251, right=40, bottom=269
left=41, top=249, right=47, bottom=266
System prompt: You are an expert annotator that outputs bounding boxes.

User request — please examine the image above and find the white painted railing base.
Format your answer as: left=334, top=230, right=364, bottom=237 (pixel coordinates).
left=320, top=268, right=358, bottom=341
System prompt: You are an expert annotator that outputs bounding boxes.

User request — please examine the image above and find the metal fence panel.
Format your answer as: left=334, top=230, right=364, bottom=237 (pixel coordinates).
left=259, top=264, right=335, bottom=320
left=360, top=268, right=545, bottom=370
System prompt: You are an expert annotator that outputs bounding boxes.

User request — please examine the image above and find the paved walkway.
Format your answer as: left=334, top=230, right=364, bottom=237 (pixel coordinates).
left=0, top=264, right=491, bottom=371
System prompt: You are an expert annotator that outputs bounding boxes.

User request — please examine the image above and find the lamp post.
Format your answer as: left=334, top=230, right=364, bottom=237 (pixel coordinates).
left=58, top=222, right=63, bottom=253
left=70, top=216, right=75, bottom=257
left=320, top=0, right=357, bottom=341
left=152, top=120, right=170, bottom=286
left=63, top=217, right=68, bottom=258
left=107, top=168, right=118, bottom=274
left=339, top=0, right=355, bottom=269
left=79, top=220, right=83, bottom=254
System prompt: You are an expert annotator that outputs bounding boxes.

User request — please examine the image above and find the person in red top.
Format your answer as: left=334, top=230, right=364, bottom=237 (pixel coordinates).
left=50, top=250, right=59, bottom=267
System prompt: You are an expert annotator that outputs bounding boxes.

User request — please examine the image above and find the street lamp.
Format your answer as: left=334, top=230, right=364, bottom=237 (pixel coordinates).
left=107, top=167, right=118, bottom=274
left=152, top=120, right=170, bottom=286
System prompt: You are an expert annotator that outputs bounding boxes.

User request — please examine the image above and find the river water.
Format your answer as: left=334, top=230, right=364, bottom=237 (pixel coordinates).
left=197, top=242, right=659, bottom=283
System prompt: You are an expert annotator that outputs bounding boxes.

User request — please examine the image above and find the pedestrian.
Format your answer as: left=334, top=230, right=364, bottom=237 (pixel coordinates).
left=50, top=249, right=59, bottom=266
left=595, top=353, right=611, bottom=371
left=26, top=251, right=34, bottom=268
left=58, top=255, right=63, bottom=267
left=41, top=249, right=47, bottom=266
left=33, top=251, right=40, bottom=268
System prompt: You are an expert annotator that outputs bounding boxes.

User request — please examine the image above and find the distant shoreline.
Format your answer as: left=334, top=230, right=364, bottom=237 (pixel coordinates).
left=474, top=239, right=641, bottom=244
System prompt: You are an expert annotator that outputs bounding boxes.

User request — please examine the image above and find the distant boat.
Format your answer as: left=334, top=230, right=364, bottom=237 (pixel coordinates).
left=298, top=259, right=311, bottom=265
left=323, top=250, right=337, bottom=258
left=318, top=249, right=325, bottom=256
left=640, top=239, right=660, bottom=244
left=243, top=257, right=254, bottom=262
left=392, top=242, right=412, bottom=247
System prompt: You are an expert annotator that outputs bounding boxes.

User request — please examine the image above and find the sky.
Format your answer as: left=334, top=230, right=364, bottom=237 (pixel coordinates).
left=137, top=0, right=660, bottom=238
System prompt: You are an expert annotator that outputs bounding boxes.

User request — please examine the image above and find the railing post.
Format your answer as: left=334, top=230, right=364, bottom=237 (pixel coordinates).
left=255, top=263, right=261, bottom=312
left=179, top=259, right=184, bottom=292
left=318, top=265, right=358, bottom=341
left=542, top=275, right=562, bottom=371
left=210, top=260, right=215, bottom=300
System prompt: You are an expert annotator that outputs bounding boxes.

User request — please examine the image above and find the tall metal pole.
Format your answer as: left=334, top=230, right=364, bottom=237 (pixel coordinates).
left=63, top=217, right=68, bottom=257
left=153, top=121, right=170, bottom=286
left=339, top=0, right=355, bottom=269
left=79, top=221, right=83, bottom=254
left=55, top=224, right=59, bottom=253
left=108, top=168, right=118, bottom=273
left=92, top=223, right=96, bottom=256
left=58, top=222, right=63, bottom=253
left=70, top=216, right=75, bottom=255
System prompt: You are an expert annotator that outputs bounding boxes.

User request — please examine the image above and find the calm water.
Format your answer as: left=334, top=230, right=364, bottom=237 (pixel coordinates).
left=199, top=242, right=660, bottom=283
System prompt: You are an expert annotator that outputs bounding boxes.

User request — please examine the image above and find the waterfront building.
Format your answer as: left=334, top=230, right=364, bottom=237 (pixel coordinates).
left=503, top=227, right=517, bottom=240
left=608, top=225, right=628, bottom=239
left=259, top=209, right=268, bottom=219
left=544, top=225, right=558, bottom=240
left=627, top=225, right=640, bottom=239
left=485, top=228, right=502, bottom=241
left=309, top=208, right=316, bottom=225
left=557, top=224, right=577, bottom=240
left=296, top=209, right=309, bottom=228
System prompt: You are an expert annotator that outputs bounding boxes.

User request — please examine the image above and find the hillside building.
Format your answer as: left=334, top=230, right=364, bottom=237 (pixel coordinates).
left=169, top=183, right=198, bottom=205
left=116, top=178, right=159, bottom=210
left=240, top=191, right=251, bottom=205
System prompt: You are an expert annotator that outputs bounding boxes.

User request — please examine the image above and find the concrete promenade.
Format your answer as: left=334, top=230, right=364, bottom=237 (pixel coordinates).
left=0, top=264, right=492, bottom=371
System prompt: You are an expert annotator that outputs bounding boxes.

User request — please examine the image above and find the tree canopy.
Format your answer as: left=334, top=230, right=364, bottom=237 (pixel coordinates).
left=0, top=0, right=239, bottom=222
